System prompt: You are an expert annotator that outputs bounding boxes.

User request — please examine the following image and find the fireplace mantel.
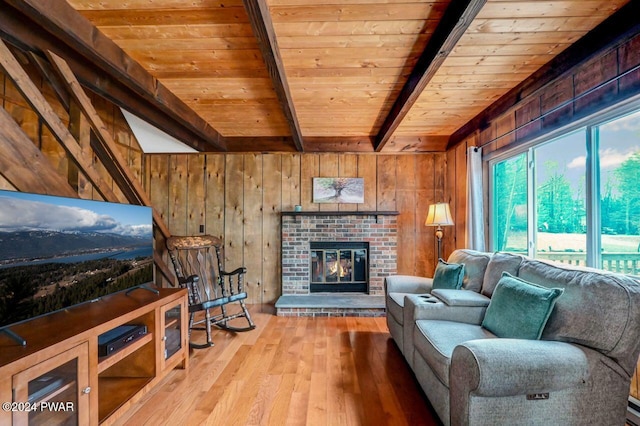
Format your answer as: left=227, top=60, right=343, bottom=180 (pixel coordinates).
left=281, top=211, right=399, bottom=216
left=281, top=211, right=399, bottom=223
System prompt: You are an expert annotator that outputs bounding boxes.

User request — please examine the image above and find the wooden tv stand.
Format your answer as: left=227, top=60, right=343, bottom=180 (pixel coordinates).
left=0, top=286, right=188, bottom=425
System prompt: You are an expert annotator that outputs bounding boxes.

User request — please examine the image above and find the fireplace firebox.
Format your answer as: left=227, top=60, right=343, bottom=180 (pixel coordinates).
left=310, top=242, right=368, bottom=293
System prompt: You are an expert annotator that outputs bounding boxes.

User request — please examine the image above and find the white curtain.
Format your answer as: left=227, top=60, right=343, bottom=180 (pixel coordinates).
left=466, top=146, right=486, bottom=251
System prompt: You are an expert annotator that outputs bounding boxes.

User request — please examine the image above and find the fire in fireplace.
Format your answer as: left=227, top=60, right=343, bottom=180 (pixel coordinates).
left=310, top=242, right=368, bottom=293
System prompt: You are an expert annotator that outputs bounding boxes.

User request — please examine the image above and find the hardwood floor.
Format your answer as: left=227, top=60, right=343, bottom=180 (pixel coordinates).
left=113, top=305, right=440, bottom=425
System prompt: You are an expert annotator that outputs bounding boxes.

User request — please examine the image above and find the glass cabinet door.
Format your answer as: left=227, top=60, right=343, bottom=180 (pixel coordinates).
left=12, top=343, right=90, bottom=425
left=160, top=300, right=187, bottom=371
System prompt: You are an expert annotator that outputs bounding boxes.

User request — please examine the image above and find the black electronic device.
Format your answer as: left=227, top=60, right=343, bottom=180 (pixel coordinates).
left=98, top=324, right=148, bottom=357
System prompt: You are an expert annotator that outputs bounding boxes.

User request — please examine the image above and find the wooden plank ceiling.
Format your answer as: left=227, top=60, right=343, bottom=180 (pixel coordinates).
left=63, top=0, right=629, bottom=152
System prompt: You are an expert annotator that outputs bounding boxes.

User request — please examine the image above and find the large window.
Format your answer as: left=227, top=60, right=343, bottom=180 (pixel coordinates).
left=490, top=107, right=640, bottom=274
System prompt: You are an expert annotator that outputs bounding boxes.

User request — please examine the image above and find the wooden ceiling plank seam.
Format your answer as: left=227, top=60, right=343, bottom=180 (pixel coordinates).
left=45, top=49, right=172, bottom=239
left=268, top=3, right=448, bottom=23
left=278, top=20, right=432, bottom=36
left=448, top=0, right=640, bottom=149
left=2, top=0, right=227, bottom=152
left=67, top=0, right=247, bottom=10
left=267, top=0, right=434, bottom=4
left=0, top=38, right=122, bottom=204
left=98, top=24, right=258, bottom=40
left=374, top=0, right=487, bottom=152
left=476, top=1, right=625, bottom=20
left=242, top=0, right=304, bottom=152
left=75, top=7, right=251, bottom=27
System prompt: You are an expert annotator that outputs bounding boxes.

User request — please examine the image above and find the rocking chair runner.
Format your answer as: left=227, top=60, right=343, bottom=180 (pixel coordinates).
left=166, top=235, right=255, bottom=349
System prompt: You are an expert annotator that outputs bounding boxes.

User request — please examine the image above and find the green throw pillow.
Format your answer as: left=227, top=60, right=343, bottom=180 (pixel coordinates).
left=432, top=259, right=465, bottom=290
left=482, top=272, right=564, bottom=340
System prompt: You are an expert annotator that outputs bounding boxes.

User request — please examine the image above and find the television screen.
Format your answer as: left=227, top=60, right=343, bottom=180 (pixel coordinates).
left=0, top=190, right=154, bottom=329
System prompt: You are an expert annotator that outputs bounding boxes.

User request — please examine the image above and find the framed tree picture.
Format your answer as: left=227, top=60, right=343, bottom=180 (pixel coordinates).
left=312, top=177, right=364, bottom=203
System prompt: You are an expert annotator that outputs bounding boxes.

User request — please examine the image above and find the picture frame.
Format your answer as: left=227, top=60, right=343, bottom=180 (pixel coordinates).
left=312, top=177, right=364, bottom=204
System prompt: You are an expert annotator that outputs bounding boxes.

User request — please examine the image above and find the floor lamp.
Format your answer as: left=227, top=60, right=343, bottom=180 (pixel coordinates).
left=425, top=202, right=454, bottom=260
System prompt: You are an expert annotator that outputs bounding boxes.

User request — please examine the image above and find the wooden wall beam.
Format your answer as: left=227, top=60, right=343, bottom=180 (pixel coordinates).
left=448, top=0, right=640, bottom=149
left=27, top=52, right=70, bottom=111
left=0, top=107, right=77, bottom=197
left=243, top=0, right=305, bottom=152
left=154, top=251, right=177, bottom=287
left=374, top=0, right=486, bottom=152
left=1, top=0, right=226, bottom=152
left=0, top=39, right=120, bottom=203
left=45, top=50, right=172, bottom=240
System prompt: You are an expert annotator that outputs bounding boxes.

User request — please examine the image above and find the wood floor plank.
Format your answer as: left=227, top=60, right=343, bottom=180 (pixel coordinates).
left=113, top=306, right=439, bottom=425
left=267, top=373, right=295, bottom=426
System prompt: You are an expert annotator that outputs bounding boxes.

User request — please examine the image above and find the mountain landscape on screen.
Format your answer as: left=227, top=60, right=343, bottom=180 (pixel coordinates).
left=0, top=191, right=154, bottom=328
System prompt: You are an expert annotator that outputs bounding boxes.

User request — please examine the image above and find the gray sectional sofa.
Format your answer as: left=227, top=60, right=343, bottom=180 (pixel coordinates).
left=385, top=249, right=640, bottom=426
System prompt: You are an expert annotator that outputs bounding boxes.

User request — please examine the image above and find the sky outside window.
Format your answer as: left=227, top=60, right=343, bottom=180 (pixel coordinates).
left=598, top=109, right=640, bottom=266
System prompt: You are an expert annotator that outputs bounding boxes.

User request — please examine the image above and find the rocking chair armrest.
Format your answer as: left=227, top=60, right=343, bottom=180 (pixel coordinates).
left=178, top=274, right=200, bottom=286
left=221, top=267, right=247, bottom=276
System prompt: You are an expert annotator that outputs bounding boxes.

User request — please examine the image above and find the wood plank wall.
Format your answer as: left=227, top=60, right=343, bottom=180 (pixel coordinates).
left=146, top=153, right=448, bottom=304
left=446, top=31, right=640, bottom=400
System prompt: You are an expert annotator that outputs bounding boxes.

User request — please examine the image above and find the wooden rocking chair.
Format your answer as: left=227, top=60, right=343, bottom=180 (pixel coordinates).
left=166, top=235, right=255, bottom=349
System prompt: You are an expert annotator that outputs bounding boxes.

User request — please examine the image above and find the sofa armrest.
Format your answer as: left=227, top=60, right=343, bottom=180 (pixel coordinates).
left=431, top=289, right=490, bottom=307
left=450, top=339, right=591, bottom=426
left=404, top=294, right=487, bottom=324
left=385, top=275, right=433, bottom=295
left=451, top=339, right=589, bottom=398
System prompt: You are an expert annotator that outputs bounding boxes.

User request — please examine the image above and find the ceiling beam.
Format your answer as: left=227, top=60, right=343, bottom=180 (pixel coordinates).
left=242, top=0, right=305, bottom=152
left=448, top=0, right=640, bottom=149
left=374, top=0, right=486, bottom=152
left=0, top=0, right=227, bottom=152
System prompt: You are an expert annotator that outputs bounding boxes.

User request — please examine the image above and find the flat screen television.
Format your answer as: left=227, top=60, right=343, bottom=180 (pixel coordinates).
left=0, top=190, right=154, bottom=334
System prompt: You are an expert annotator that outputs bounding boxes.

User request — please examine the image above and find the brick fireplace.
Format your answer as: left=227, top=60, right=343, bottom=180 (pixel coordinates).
left=277, top=211, right=398, bottom=316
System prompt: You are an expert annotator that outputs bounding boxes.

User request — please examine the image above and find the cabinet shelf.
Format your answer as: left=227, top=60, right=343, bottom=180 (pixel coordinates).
left=98, top=376, right=153, bottom=423
left=165, top=317, right=179, bottom=328
left=97, top=333, right=153, bottom=374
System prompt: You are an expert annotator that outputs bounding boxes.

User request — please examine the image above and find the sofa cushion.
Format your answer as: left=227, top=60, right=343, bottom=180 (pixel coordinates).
left=518, top=258, right=640, bottom=375
left=414, top=320, right=495, bottom=387
left=432, top=259, right=464, bottom=290
left=481, top=273, right=564, bottom=340
left=482, top=251, right=523, bottom=297
left=448, top=249, right=492, bottom=292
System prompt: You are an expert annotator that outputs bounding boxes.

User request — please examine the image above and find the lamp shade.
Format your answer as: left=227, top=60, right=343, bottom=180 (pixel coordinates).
left=425, top=203, right=454, bottom=227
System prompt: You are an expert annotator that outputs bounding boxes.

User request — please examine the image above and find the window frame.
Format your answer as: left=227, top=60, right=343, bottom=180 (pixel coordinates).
left=487, top=95, right=640, bottom=268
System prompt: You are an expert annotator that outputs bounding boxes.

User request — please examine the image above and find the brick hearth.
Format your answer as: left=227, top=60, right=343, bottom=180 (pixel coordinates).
left=276, top=211, right=398, bottom=316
